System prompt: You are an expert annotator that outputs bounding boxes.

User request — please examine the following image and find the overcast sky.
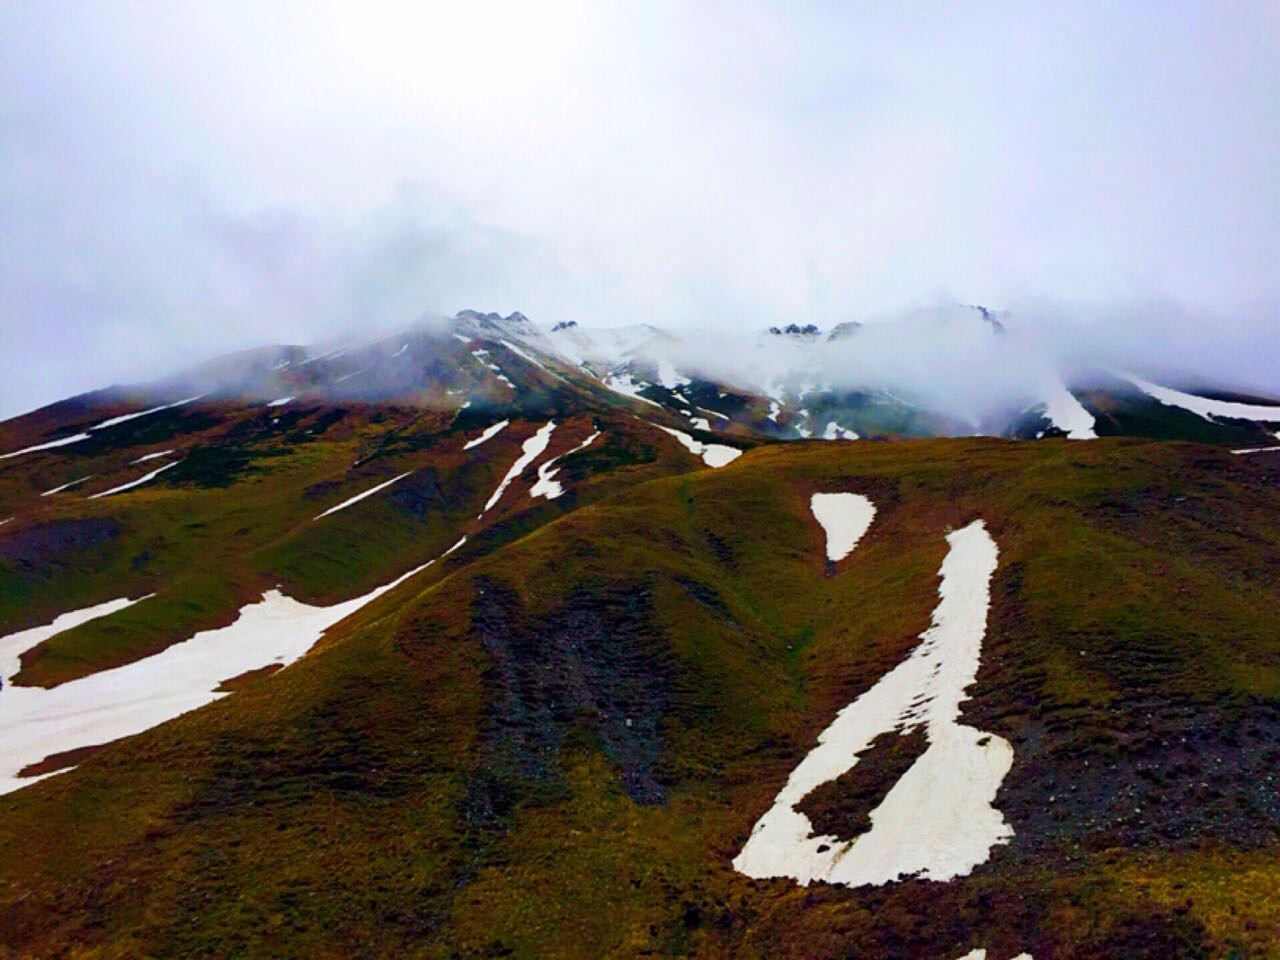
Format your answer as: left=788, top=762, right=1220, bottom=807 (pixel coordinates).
left=2, top=1, right=1278, bottom=416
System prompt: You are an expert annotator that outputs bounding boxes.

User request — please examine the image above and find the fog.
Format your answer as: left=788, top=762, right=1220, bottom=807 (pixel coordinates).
left=2, top=2, right=1278, bottom=417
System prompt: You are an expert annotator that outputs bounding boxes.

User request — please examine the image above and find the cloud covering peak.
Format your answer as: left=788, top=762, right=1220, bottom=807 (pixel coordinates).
left=2, top=2, right=1278, bottom=416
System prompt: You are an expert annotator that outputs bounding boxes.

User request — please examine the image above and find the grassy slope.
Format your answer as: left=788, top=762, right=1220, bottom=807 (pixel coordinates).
left=1, top=438, right=1279, bottom=957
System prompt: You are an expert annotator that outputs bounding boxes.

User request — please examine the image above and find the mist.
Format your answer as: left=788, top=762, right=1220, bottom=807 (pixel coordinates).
left=3, top=2, right=1278, bottom=418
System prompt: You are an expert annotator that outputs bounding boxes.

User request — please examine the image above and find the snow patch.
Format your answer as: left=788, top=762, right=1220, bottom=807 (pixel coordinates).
left=810, top=493, right=875, bottom=562
left=463, top=420, right=510, bottom=450
left=314, top=472, right=412, bottom=520
left=267, top=396, right=294, bottom=407
left=0, top=433, right=92, bottom=460
left=1041, top=382, right=1096, bottom=439
left=733, top=519, right=1012, bottom=888
left=90, top=395, right=204, bottom=431
left=391, top=343, right=409, bottom=358
left=131, top=449, right=175, bottom=464
left=530, top=430, right=601, bottom=500
left=41, top=476, right=93, bottom=496
left=1232, top=446, right=1280, bottom=455
left=482, top=421, right=557, bottom=513
left=88, top=461, right=180, bottom=499
left=604, top=374, right=663, bottom=408
left=822, top=421, right=858, bottom=441
left=0, top=547, right=444, bottom=795
left=654, top=425, right=742, bottom=468
left=1, top=395, right=204, bottom=459
left=1122, top=372, right=1280, bottom=422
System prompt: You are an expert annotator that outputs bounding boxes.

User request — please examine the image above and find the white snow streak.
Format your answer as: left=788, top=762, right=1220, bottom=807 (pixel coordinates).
left=131, top=449, right=175, bottom=464
left=1, top=395, right=204, bottom=459
left=1232, top=446, right=1280, bottom=455
left=1122, top=373, right=1280, bottom=422
left=313, top=472, right=412, bottom=520
left=0, top=433, right=91, bottom=460
left=956, top=951, right=1033, bottom=960
left=267, top=396, right=294, bottom=406
left=810, top=494, right=875, bottom=562
left=482, top=421, right=557, bottom=513
left=1041, top=383, right=1096, bottom=439
left=530, top=431, right=600, bottom=500
left=41, top=476, right=93, bottom=496
left=655, top=425, right=742, bottom=468
left=463, top=420, right=510, bottom=450
left=90, top=395, right=204, bottom=431
left=392, top=343, right=409, bottom=358
left=734, top=519, right=1012, bottom=888
left=87, top=461, right=180, bottom=499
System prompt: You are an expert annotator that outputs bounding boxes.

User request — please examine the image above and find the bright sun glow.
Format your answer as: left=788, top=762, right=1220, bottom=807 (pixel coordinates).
left=324, top=0, right=588, bottom=102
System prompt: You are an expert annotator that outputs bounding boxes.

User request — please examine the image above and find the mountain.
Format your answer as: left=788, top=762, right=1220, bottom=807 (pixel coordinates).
left=2, top=309, right=1280, bottom=958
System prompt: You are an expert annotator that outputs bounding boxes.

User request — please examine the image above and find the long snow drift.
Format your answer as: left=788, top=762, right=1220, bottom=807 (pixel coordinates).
left=463, top=419, right=510, bottom=450
left=0, top=554, right=443, bottom=795
left=87, top=460, right=180, bottom=499
left=1041, top=382, right=1096, bottom=439
left=810, top=493, right=876, bottom=562
left=734, top=518, right=1012, bottom=887
left=313, top=472, right=412, bottom=520
left=1123, top=373, right=1280, bottom=423
left=482, top=420, right=557, bottom=513
left=654, top=425, right=742, bottom=468
left=0, top=395, right=204, bottom=459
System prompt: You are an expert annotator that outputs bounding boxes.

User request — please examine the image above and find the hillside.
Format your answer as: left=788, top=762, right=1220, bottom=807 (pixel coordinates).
left=3, top=379, right=1280, bottom=958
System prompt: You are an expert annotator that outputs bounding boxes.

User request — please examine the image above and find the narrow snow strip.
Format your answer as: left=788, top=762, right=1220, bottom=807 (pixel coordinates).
left=1042, top=382, right=1096, bottom=439
left=810, top=494, right=875, bottom=562
left=655, top=424, right=742, bottom=468
left=0, top=433, right=91, bottom=460
left=299, top=346, right=349, bottom=366
left=87, top=461, right=180, bottom=499
left=336, top=366, right=370, bottom=383
left=131, top=449, right=174, bottom=464
left=482, top=421, right=557, bottom=513
left=530, top=430, right=600, bottom=500
left=444, top=536, right=467, bottom=555
left=267, top=396, right=294, bottom=407
left=1122, top=372, right=1280, bottom=422
left=91, top=395, right=205, bottom=432
left=453, top=333, right=473, bottom=344
left=699, top=406, right=730, bottom=420
left=0, top=517, right=12, bottom=527
left=463, top=420, right=510, bottom=450
left=955, top=952, right=1033, bottom=960
left=391, top=343, right=409, bottom=358
left=41, top=475, right=93, bottom=496
left=1232, top=446, right=1280, bottom=455
left=313, top=472, right=412, bottom=520
left=733, top=519, right=1012, bottom=888
left=0, top=545, right=444, bottom=795
left=1, top=395, right=204, bottom=459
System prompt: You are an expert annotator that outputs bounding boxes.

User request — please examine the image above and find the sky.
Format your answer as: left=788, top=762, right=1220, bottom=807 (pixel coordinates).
left=2, top=1, right=1278, bottom=416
